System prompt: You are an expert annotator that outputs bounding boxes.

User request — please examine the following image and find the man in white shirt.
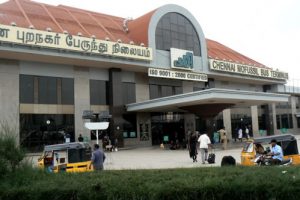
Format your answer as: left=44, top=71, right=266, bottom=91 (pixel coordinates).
left=198, top=132, right=211, bottom=164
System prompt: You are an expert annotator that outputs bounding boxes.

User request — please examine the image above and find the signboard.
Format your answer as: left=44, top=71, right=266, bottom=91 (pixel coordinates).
left=0, top=24, right=152, bottom=61
left=171, top=48, right=193, bottom=70
left=209, top=59, right=288, bottom=80
left=148, top=68, right=207, bottom=82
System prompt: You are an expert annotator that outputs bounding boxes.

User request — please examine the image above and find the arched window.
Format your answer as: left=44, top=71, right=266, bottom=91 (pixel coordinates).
left=155, top=12, right=201, bottom=56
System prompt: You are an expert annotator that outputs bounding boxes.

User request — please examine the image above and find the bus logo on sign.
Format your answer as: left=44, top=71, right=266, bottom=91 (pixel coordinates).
left=171, top=48, right=194, bottom=70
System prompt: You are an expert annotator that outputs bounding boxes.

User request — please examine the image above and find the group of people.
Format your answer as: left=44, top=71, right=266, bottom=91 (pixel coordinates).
left=188, top=131, right=212, bottom=164
left=235, top=126, right=252, bottom=142
left=90, top=133, right=285, bottom=171
left=255, top=139, right=284, bottom=165
left=212, top=127, right=228, bottom=149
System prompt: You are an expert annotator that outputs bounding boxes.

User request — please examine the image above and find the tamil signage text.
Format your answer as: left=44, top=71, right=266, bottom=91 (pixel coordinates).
left=0, top=24, right=152, bottom=61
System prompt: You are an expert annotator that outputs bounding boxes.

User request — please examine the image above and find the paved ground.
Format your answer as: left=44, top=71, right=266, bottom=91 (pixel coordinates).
left=28, top=146, right=242, bottom=170
left=28, top=135, right=300, bottom=170
left=103, top=147, right=242, bottom=170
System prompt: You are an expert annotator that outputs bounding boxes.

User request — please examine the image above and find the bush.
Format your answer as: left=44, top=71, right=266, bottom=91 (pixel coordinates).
left=1, top=166, right=300, bottom=200
left=0, top=122, right=25, bottom=174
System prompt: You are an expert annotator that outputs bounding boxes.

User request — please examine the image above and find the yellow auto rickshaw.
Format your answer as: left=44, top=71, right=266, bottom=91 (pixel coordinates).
left=241, top=134, right=300, bottom=166
left=37, top=142, right=93, bottom=172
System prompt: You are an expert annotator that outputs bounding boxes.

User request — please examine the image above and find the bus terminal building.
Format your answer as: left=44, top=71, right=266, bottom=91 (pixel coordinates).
left=0, top=0, right=298, bottom=151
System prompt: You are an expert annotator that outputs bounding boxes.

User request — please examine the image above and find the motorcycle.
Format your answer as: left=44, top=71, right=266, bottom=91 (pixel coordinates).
left=254, top=154, right=293, bottom=166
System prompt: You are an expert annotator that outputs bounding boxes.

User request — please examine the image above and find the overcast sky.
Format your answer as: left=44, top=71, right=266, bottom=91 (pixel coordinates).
left=1, top=0, right=300, bottom=81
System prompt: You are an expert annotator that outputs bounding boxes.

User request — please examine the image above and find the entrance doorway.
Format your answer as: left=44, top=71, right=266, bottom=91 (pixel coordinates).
left=151, top=112, right=184, bottom=145
left=151, top=122, right=184, bottom=145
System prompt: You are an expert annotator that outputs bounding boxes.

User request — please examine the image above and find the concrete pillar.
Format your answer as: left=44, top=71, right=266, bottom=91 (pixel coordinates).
left=108, top=68, right=124, bottom=147
left=291, top=96, right=297, bottom=132
left=251, top=106, right=259, bottom=137
left=135, top=73, right=149, bottom=103
left=0, top=60, right=20, bottom=144
left=272, top=103, right=277, bottom=135
left=222, top=109, right=232, bottom=140
left=74, top=66, right=90, bottom=141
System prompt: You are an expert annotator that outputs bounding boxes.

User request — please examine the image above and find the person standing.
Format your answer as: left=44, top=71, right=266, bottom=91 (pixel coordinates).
left=91, top=144, right=106, bottom=170
left=189, top=132, right=198, bottom=162
left=198, top=132, right=211, bottom=164
left=245, top=126, right=250, bottom=139
left=78, top=134, right=83, bottom=142
left=238, top=128, right=243, bottom=142
left=218, top=127, right=227, bottom=150
left=64, top=132, right=71, bottom=143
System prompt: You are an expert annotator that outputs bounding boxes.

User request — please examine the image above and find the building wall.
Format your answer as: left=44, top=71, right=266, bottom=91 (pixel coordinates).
left=214, top=80, right=263, bottom=92
left=74, top=67, right=90, bottom=141
left=135, top=72, right=150, bottom=103
left=0, top=59, right=20, bottom=143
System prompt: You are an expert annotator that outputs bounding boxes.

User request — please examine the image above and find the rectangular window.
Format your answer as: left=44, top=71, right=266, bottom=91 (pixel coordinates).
left=90, top=80, right=107, bottom=105
left=276, top=115, right=281, bottom=130
left=297, top=117, right=300, bottom=128
left=279, top=114, right=293, bottom=129
left=149, top=84, right=160, bottom=99
left=150, top=84, right=182, bottom=99
left=122, top=82, right=136, bottom=104
left=259, top=114, right=267, bottom=130
left=174, top=86, right=183, bottom=95
left=193, top=87, right=203, bottom=92
left=61, top=78, right=74, bottom=105
left=38, top=76, right=57, bottom=104
left=288, top=114, right=293, bottom=129
left=281, top=114, right=288, bottom=129
left=20, top=75, right=34, bottom=103
left=161, top=86, right=172, bottom=97
left=296, top=97, right=300, bottom=109
left=20, top=114, right=74, bottom=152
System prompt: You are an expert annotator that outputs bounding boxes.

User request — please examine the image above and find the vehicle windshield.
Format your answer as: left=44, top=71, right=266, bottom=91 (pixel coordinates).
left=243, top=143, right=254, bottom=153
left=68, top=147, right=92, bottom=163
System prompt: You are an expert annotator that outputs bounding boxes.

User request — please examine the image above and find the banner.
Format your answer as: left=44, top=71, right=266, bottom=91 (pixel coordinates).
left=209, top=59, right=288, bottom=80
left=148, top=68, right=207, bottom=82
left=0, top=24, right=152, bottom=61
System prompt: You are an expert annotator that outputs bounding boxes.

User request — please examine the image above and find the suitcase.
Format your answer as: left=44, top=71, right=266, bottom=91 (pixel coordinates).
left=207, top=152, right=216, bottom=164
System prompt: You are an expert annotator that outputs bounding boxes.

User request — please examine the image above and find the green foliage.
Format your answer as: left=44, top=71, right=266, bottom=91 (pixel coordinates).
left=0, top=166, right=300, bottom=200
left=0, top=122, right=25, bottom=174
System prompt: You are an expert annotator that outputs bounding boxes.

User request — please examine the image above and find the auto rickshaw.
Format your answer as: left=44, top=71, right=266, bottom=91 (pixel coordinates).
left=37, top=142, right=93, bottom=172
left=241, top=134, right=300, bottom=166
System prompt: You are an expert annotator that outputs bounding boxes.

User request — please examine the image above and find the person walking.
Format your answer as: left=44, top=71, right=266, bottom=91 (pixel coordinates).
left=198, top=132, right=211, bottom=164
left=189, top=132, right=198, bottom=162
left=91, top=144, right=106, bottom=170
left=218, top=127, right=227, bottom=150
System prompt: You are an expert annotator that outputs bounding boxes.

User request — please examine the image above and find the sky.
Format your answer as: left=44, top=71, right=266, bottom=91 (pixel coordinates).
left=1, top=0, right=300, bottom=81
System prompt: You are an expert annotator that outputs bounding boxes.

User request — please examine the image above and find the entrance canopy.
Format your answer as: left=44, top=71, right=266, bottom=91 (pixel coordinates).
left=126, top=88, right=290, bottom=117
